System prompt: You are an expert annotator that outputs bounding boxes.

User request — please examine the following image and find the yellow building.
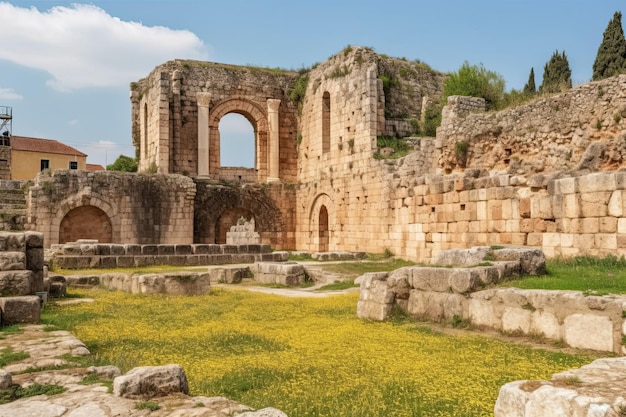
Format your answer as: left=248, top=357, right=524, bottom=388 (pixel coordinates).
left=11, top=136, right=87, bottom=180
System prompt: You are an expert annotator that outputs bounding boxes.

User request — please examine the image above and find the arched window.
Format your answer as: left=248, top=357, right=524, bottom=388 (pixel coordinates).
left=322, top=92, right=330, bottom=154
left=219, top=113, right=255, bottom=168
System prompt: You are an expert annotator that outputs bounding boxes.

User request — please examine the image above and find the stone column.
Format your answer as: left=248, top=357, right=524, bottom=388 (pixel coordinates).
left=197, top=92, right=211, bottom=177
left=267, top=99, right=281, bottom=182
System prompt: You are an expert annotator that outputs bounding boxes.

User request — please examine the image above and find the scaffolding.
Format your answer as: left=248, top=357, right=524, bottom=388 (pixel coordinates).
left=0, top=106, right=11, bottom=146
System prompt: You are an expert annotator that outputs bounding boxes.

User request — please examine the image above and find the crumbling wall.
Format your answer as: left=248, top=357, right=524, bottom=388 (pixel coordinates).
left=437, top=75, right=626, bottom=175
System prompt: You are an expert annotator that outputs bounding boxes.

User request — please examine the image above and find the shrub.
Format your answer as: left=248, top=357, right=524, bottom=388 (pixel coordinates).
left=443, top=62, right=505, bottom=110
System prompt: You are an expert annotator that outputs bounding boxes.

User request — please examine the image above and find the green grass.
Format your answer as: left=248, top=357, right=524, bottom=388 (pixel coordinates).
left=320, top=258, right=415, bottom=277
left=41, top=287, right=596, bottom=417
left=502, top=255, right=626, bottom=294
left=0, top=325, right=23, bottom=340
left=316, top=280, right=359, bottom=291
left=0, top=383, right=66, bottom=404
left=0, top=348, right=29, bottom=367
left=135, top=401, right=160, bottom=411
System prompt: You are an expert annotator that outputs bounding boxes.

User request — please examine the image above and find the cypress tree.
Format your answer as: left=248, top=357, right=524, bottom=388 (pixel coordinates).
left=523, top=67, right=536, bottom=95
left=539, top=50, right=572, bottom=94
left=592, top=11, right=626, bottom=81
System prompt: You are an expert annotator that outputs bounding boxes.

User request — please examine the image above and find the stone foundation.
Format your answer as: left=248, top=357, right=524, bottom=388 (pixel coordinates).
left=49, top=242, right=287, bottom=269
left=252, top=262, right=306, bottom=286
left=357, top=246, right=626, bottom=354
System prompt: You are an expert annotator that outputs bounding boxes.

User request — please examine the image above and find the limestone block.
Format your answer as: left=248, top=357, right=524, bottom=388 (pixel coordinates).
left=0, top=232, right=25, bottom=252
left=26, top=246, right=44, bottom=271
left=448, top=269, right=482, bottom=294
left=608, top=190, right=623, bottom=217
left=563, top=193, right=579, bottom=218
left=410, top=267, right=451, bottom=292
left=530, top=310, right=561, bottom=340
left=468, top=297, right=500, bottom=329
left=386, top=267, right=411, bottom=300
left=433, top=246, right=492, bottom=266
left=530, top=195, right=552, bottom=219
left=0, top=296, right=40, bottom=324
left=582, top=193, right=610, bottom=220
left=564, top=314, right=614, bottom=352
left=0, top=252, right=25, bottom=271
left=502, top=307, right=532, bottom=334
left=356, top=300, right=392, bottom=321
left=525, top=384, right=579, bottom=417
left=577, top=172, right=616, bottom=193
left=237, top=408, right=289, bottom=417
left=0, top=270, right=32, bottom=296
left=494, top=247, right=546, bottom=275
left=407, top=290, right=466, bottom=322
left=113, top=364, right=189, bottom=398
left=493, top=381, right=529, bottom=417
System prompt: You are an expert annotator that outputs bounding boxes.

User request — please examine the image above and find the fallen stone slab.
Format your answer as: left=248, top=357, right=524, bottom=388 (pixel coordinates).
left=113, top=364, right=189, bottom=399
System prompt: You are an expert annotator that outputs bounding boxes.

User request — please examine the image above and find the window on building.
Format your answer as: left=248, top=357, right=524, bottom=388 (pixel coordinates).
left=69, top=161, right=78, bottom=170
left=40, top=159, right=50, bottom=171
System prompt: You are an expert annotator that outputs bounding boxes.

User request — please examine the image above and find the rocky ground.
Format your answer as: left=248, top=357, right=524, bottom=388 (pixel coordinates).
left=0, top=324, right=286, bottom=417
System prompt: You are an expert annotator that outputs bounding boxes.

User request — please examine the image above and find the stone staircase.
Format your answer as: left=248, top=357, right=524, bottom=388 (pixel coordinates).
left=0, top=181, right=28, bottom=232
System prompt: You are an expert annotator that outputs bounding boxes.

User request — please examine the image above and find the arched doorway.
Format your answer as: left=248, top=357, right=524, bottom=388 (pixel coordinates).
left=59, top=206, right=112, bottom=244
left=215, top=207, right=254, bottom=244
left=319, top=205, right=329, bottom=252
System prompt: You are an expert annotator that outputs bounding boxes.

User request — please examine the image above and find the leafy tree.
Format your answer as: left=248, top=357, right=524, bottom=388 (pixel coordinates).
left=539, top=50, right=572, bottom=94
left=443, top=62, right=505, bottom=110
left=106, top=155, right=138, bottom=172
left=592, top=11, right=626, bottom=81
left=523, top=67, right=536, bottom=95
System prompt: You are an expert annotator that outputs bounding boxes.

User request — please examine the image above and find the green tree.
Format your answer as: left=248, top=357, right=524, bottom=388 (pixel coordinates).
left=443, top=62, right=506, bottom=110
left=592, top=11, right=626, bottom=81
left=106, top=155, right=137, bottom=172
left=539, top=50, right=572, bottom=94
left=523, top=67, right=536, bottom=95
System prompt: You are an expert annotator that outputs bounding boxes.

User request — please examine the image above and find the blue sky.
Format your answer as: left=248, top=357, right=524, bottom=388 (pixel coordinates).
left=0, top=0, right=624, bottom=168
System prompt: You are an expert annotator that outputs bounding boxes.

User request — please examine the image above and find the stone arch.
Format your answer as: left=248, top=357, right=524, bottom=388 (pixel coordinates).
left=208, top=98, right=269, bottom=182
left=215, top=207, right=255, bottom=244
left=309, top=193, right=335, bottom=252
left=59, top=205, right=112, bottom=244
left=50, top=194, right=120, bottom=246
left=194, top=183, right=285, bottom=247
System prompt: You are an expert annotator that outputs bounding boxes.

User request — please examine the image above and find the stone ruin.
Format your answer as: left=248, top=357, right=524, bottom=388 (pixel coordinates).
left=226, top=217, right=260, bottom=245
left=0, top=231, right=44, bottom=325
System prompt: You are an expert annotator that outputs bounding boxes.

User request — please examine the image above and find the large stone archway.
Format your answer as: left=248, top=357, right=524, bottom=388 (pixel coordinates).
left=207, top=98, right=270, bottom=182
left=59, top=205, right=113, bottom=244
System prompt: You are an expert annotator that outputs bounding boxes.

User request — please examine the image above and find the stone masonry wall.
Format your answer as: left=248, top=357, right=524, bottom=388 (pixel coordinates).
left=27, top=170, right=196, bottom=248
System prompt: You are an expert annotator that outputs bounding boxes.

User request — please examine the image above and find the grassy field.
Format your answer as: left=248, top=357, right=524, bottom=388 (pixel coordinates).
left=41, top=288, right=596, bottom=417
left=503, top=255, right=626, bottom=294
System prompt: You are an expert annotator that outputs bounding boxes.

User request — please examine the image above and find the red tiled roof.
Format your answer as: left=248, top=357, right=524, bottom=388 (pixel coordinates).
left=11, top=136, right=87, bottom=157
left=86, top=164, right=105, bottom=171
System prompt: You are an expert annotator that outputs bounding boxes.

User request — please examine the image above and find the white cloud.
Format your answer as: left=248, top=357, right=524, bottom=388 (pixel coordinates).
left=0, top=3, right=209, bottom=91
left=0, top=88, right=23, bottom=100
left=68, top=119, right=79, bottom=126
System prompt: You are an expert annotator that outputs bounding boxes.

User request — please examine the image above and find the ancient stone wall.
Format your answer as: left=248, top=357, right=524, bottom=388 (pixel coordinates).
left=0, top=146, right=10, bottom=180
left=26, top=170, right=196, bottom=247
left=437, top=75, right=626, bottom=175
left=131, top=61, right=299, bottom=183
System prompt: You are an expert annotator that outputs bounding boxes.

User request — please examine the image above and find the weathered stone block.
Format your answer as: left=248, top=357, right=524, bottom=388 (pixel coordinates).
left=113, top=364, right=189, bottom=398
left=502, top=307, right=532, bottom=334
left=157, top=245, right=175, bottom=255
left=0, top=270, right=32, bottom=296
left=0, top=296, right=40, bottom=324
left=0, top=252, right=25, bottom=271
left=356, top=300, right=392, bottom=321
left=563, top=314, right=613, bottom=352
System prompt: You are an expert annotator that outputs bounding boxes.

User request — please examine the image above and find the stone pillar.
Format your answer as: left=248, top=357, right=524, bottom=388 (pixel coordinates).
left=267, top=99, right=281, bottom=182
left=197, top=92, right=211, bottom=177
